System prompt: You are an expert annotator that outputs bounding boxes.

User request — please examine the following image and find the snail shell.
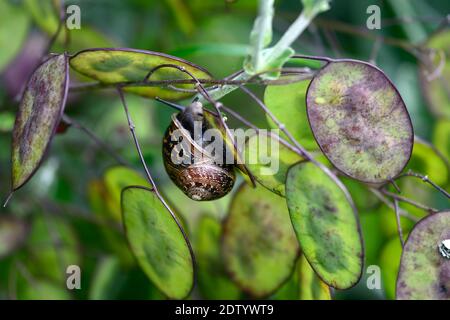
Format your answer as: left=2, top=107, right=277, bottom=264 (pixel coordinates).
left=162, top=101, right=235, bottom=201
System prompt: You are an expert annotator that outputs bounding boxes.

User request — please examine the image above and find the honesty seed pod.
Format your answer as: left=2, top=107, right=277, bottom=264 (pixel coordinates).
left=161, top=99, right=236, bottom=201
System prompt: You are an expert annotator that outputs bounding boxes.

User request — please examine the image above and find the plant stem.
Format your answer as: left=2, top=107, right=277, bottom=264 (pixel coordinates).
left=117, top=87, right=195, bottom=265
left=393, top=199, right=405, bottom=248
left=62, top=114, right=130, bottom=166
left=69, top=71, right=312, bottom=93
left=369, top=188, right=419, bottom=222
left=380, top=189, right=439, bottom=213
left=395, top=170, right=450, bottom=199
left=251, top=0, right=275, bottom=71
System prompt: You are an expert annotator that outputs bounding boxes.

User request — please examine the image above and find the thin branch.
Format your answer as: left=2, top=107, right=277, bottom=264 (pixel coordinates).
left=370, top=188, right=419, bottom=222
left=44, top=1, right=66, bottom=54
left=315, top=18, right=421, bottom=54
left=3, top=192, right=13, bottom=208
left=69, top=69, right=313, bottom=93
left=117, top=88, right=195, bottom=266
left=394, top=199, right=405, bottom=248
left=291, top=53, right=334, bottom=63
left=395, top=170, right=450, bottom=199
left=62, top=114, right=130, bottom=166
left=389, top=178, right=401, bottom=193
left=380, top=189, right=439, bottom=214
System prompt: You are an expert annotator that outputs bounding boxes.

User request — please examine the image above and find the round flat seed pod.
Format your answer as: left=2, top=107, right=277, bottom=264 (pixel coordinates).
left=286, top=162, right=363, bottom=289
left=11, top=53, right=69, bottom=191
left=396, top=210, right=450, bottom=300
left=222, top=183, right=299, bottom=297
left=70, top=48, right=212, bottom=101
left=306, top=60, right=413, bottom=183
left=121, top=186, right=194, bottom=299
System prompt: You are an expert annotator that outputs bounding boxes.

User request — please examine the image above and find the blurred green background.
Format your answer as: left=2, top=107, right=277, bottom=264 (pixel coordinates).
left=0, top=0, right=449, bottom=300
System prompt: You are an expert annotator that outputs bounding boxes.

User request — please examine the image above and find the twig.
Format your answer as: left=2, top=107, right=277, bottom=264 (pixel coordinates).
left=69, top=67, right=314, bottom=96
left=370, top=188, right=419, bottom=222
left=3, top=192, right=13, bottom=208
left=291, top=53, right=334, bottom=63
left=395, top=170, right=450, bottom=199
left=393, top=199, right=405, bottom=248
left=315, top=18, right=421, bottom=54
left=389, top=178, right=401, bottom=193
left=116, top=87, right=195, bottom=265
left=380, top=189, right=439, bottom=214
left=44, top=1, right=66, bottom=54
left=62, top=114, right=130, bottom=166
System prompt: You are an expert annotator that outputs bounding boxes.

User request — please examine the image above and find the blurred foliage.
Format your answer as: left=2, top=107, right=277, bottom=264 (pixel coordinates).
left=0, top=0, right=449, bottom=300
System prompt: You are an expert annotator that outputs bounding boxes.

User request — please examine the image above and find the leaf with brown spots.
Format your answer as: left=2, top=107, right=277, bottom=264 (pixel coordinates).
left=121, top=186, right=194, bottom=299
left=306, top=60, right=413, bottom=183
left=222, top=183, right=299, bottom=297
left=69, top=48, right=212, bottom=101
left=286, top=161, right=363, bottom=289
left=396, top=210, right=450, bottom=300
left=11, top=53, right=69, bottom=191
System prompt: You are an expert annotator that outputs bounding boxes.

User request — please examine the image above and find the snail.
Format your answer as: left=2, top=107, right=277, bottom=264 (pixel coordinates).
left=159, top=98, right=236, bottom=201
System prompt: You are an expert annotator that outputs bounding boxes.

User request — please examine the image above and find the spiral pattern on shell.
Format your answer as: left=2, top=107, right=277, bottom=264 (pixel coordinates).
left=162, top=102, right=235, bottom=201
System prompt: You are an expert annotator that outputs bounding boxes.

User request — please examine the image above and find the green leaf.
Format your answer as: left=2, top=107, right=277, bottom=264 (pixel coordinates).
left=397, top=210, right=450, bottom=300
left=301, top=0, right=331, bottom=18
left=0, top=216, right=28, bottom=259
left=260, top=46, right=295, bottom=79
left=170, top=43, right=250, bottom=58
left=16, top=278, right=71, bottom=300
left=298, top=255, right=331, bottom=300
left=306, top=60, right=413, bottom=183
left=222, top=183, right=299, bottom=297
left=88, top=256, right=122, bottom=300
left=264, top=79, right=318, bottom=150
left=433, top=120, right=450, bottom=162
left=245, top=0, right=274, bottom=74
left=407, top=138, right=449, bottom=186
left=121, top=186, right=194, bottom=299
left=286, top=162, right=363, bottom=289
left=87, top=179, right=135, bottom=267
left=25, top=214, right=80, bottom=283
left=196, top=216, right=242, bottom=299
left=270, top=267, right=299, bottom=300
left=420, top=28, right=450, bottom=119
left=11, top=54, right=69, bottom=191
left=104, top=166, right=150, bottom=221
left=380, top=237, right=402, bottom=300
left=244, top=132, right=304, bottom=197
left=69, top=48, right=212, bottom=101
left=23, top=0, right=60, bottom=35
left=0, top=1, right=30, bottom=72
left=396, top=139, right=449, bottom=216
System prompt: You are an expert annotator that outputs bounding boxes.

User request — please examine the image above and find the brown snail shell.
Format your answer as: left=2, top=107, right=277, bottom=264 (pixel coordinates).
left=162, top=101, right=235, bottom=201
